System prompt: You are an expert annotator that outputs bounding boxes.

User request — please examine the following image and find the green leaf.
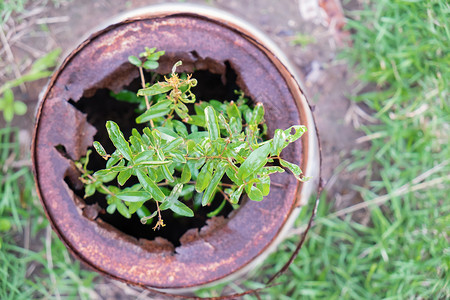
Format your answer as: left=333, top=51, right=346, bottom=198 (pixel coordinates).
left=186, top=131, right=208, bottom=142
left=230, top=184, right=244, bottom=204
left=135, top=160, right=171, bottom=167
left=159, top=183, right=194, bottom=217
left=261, top=166, right=285, bottom=175
left=106, top=151, right=122, bottom=168
left=94, top=165, right=128, bottom=177
left=173, top=120, right=188, bottom=137
left=186, top=115, right=205, bottom=127
left=247, top=185, right=263, bottom=201
left=116, top=191, right=152, bottom=202
left=1, top=89, right=14, bottom=122
left=284, top=125, right=307, bottom=143
left=229, top=117, right=242, bottom=135
left=106, top=121, right=133, bottom=161
left=226, top=102, right=241, bottom=120
left=132, top=128, right=143, bottom=141
left=174, top=102, right=189, bottom=119
left=94, top=165, right=128, bottom=176
left=109, top=90, right=142, bottom=103
left=93, top=141, right=108, bottom=159
left=117, top=168, right=133, bottom=186
left=129, top=136, right=142, bottom=152
left=161, top=165, right=174, bottom=182
left=155, top=126, right=178, bottom=142
left=84, top=184, right=96, bottom=198
left=208, top=100, right=225, bottom=112
left=140, top=47, right=156, bottom=57
left=2, top=107, right=13, bottom=122
left=29, top=48, right=60, bottom=73
left=142, top=60, right=159, bottom=70
left=148, top=50, right=165, bottom=61
left=195, top=160, right=214, bottom=193
left=134, top=150, right=155, bottom=164
left=169, top=150, right=186, bottom=163
left=237, top=142, right=271, bottom=180
left=135, top=100, right=172, bottom=123
left=194, top=102, right=207, bottom=115
left=106, top=203, right=117, bottom=214
left=99, top=185, right=117, bottom=195
left=116, top=200, right=131, bottom=218
left=137, top=83, right=172, bottom=97
left=202, top=162, right=227, bottom=206
left=163, top=137, right=184, bottom=152
left=271, top=129, right=286, bottom=156
left=136, top=169, right=165, bottom=202
left=244, top=109, right=253, bottom=123
left=205, top=106, right=220, bottom=141
left=280, top=159, right=304, bottom=181
left=225, top=163, right=243, bottom=186
left=181, top=163, right=191, bottom=184
left=0, top=218, right=11, bottom=232
left=3, top=88, right=14, bottom=104
left=257, top=175, right=270, bottom=196
left=160, top=184, right=181, bottom=208
left=169, top=200, right=194, bottom=217
left=13, top=101, right=27, bottom=115
left=128, top=55, right=142, bottom=67
left=218, top=114, right=232, bottom=135
left=128, top=201, right=145, bottom=214
left=250, top=102, right=264, bottom=125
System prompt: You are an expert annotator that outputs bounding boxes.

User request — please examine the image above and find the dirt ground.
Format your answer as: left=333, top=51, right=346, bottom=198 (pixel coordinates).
left=2, top=0, right=366, bottom=298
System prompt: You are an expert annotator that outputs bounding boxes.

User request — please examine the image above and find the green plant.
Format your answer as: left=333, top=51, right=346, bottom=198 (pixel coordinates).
left=290, top=33, right=316, bottom=46
left=77, top=47, right=308, bottom=230
left=0, top=126, right=97, bottom=299
left=0, top=48, right=60, bottom=122
left=0, top=0, right=28, bottom=25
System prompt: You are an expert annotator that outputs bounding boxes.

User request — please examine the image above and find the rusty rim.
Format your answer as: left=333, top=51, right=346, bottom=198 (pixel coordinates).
left=32, top=5, right=320, bottom=290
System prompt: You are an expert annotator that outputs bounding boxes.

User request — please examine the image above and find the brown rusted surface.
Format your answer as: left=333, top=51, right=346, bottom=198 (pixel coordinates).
left=32, top=11, right=316, bottom=289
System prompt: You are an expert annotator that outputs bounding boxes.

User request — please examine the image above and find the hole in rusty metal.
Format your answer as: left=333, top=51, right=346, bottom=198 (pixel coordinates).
left=190, top=61, right=238, bottom=101
left=64, top=63, right=247, bottom=248
left=55, top=144, right=73, bottom=160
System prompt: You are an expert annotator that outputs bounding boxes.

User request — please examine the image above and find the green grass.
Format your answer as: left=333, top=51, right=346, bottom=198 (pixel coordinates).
left=0, top=0, right=28, bottom=25
left=200, top=0, right=450, bottom=298
left=0, top=127, right=97, bottom=299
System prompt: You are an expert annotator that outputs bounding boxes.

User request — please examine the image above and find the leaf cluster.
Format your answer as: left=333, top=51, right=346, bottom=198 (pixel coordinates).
left=77, top=49, right=308, bottom=229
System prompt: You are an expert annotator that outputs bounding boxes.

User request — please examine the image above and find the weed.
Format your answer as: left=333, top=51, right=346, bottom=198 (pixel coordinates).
left=0, top=127, right=98, bottom=299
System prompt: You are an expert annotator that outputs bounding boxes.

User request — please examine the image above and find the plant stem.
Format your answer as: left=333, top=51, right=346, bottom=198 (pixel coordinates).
left=217, top=187, right=232, bottom=204
left=157, top=181, right=237, bottom=188
left=152, top=201, right=165, bottom=231
left=138, top=66, right=155, bottom=128
left=75, top=164, right=115, bottom=198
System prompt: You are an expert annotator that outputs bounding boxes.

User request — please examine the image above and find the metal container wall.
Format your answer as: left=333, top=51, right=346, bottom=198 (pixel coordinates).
left=32, top=4, right=320, bottom=291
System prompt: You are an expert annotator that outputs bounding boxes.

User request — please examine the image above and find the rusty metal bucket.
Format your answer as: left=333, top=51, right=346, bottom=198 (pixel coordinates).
left=32, top=4, right=320, bottom=292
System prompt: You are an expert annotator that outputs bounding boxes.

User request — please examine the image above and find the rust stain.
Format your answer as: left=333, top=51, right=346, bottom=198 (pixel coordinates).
left=32, top=11, right=318, bottom=290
